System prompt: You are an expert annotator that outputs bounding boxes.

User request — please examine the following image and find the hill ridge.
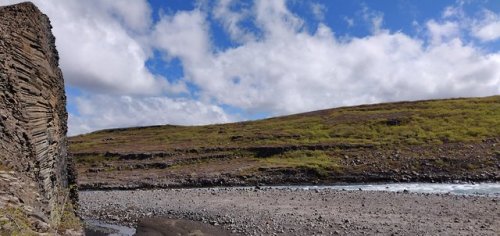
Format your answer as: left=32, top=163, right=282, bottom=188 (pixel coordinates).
left=80, top=95, right=499, bottom=136
left=70, top=96, right=499, bottom=190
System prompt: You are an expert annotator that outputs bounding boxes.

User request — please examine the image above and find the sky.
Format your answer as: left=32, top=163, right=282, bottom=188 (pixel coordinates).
left=1, top=0, right=500, bottom=136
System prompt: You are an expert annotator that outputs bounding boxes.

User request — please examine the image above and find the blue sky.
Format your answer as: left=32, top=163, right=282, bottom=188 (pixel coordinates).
left=2, top=0, right=500, bottom=135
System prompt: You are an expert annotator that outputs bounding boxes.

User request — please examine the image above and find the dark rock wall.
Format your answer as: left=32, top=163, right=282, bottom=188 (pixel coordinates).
left=0, top=2, right=77, bottom=233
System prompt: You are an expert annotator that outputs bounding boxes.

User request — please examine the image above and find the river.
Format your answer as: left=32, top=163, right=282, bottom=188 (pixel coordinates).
left=275, top=182, right=500, bottom=196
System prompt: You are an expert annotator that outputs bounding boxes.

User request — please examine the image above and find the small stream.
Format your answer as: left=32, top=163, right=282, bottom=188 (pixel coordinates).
left=83, top=182, right=500, bottom=236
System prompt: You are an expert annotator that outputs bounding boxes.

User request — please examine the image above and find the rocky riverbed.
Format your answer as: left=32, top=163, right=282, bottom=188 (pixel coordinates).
left=79, top=187, right=499, bottom=235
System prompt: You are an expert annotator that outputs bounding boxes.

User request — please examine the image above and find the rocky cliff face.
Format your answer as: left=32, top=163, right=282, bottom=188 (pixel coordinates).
left=0, top=2, right=80, bottom=234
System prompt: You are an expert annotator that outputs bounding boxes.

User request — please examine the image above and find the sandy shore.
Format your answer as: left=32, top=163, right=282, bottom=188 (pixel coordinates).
left=79, top=187, right=499, bottom=235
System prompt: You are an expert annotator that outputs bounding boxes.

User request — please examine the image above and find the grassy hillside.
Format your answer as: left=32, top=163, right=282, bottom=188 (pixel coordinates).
left=70, top=96, right=500, bottom=189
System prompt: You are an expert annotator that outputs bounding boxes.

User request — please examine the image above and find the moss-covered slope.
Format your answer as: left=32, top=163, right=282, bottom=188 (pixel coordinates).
left=70, top=96, right=500, bottom=189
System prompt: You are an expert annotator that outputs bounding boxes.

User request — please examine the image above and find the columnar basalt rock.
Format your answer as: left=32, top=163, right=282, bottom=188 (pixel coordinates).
left=0, top=2, right=80, bottom=234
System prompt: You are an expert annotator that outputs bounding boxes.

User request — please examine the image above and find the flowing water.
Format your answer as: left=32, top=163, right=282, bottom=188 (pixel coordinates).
left=275, top=182, right=500, bottom=197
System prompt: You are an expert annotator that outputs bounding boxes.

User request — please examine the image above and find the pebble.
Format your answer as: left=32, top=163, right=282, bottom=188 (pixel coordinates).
left=79, top=187, right=498, bottom=235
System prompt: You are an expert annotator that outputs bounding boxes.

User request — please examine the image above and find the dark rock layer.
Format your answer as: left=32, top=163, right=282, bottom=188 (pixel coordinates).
left=0, top=2, right=79, bottom=234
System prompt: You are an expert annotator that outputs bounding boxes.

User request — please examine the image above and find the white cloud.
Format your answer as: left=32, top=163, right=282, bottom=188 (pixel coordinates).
left=360, top=4, right=385, bottom=34
left=2, top=0, right=500, bottom=135
left=167, top=2, right=500, bottom=115
left=441, top=3, right=500, bottom=43
left=426, top=20, right=460, bottom=45
left=68, top=95, right=232, bottom=135
left=213, top=0, right=256, bottom=43
left=472, top=10, right=500, bottom=42
left=343, top=16, right=355, bottom=28
left=371, top=15, right=384, bottom=34
left=474, top=21, right=500, bottom=42
left=2, top=0, right=170, bottom=95
left=152, top=9, right=211, bottom=66
left=103, top=0, right=152, bottom=33
left=254, top=0, right=304, bottom=39
left=196, top=30, right=499, bottom=114
left=310, top=2, right=326, bottom=21
left=1, top=0, right=226, bottom=135
left=442, top=4, right=465, bottom=19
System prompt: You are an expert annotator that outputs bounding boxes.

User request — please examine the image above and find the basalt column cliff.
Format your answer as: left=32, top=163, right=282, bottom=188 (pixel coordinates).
left=0, top=2, right=80, bottom=234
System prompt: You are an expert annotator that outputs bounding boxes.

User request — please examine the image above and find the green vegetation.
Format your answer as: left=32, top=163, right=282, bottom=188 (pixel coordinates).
left=53, top=201, right=82, bottom=233
left=0, top=207, right=37, bottom=236
left=260, top=150, right=342, bottom=176
left=0, top=194, right=81, bottom=235
left=261, top=150, right=338, bottom=169
left=74, top=154, right=117, bottom=165
left=0, top=202, right=80, bottom=235
left=71, top=96, right=500, bottom=187
left=70, top=96, right=500, bottom=154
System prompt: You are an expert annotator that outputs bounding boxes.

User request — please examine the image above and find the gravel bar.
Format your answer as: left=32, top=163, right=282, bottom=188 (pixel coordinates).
left=79, top=187, right=499, bottom=235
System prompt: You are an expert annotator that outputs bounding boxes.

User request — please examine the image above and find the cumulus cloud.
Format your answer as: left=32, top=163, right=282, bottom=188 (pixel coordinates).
left=441, top=3, right=500, bottom=43
left=254, top=0, right=304, bottom=38
left=426, top=20, right=460, bottom=45
left=152, top=9, right=211, bottom=66
left=165, top=1, right=500, bottom=115
left=360, top=4, right=385, bottom=34
left=205, top=30, right=498, bottom=114
left=1, top=0, right=230, bottom=135
left=68, top=95, right=232, bottom=135
left=103, top=0, right=152, bottom=33
left=212, top=0, right=256, bottom=43
left=2, top=0, right=499, bottom=135
left=474, top=21, right=500, bottom=42
left=3, top=0, right=170, bottom=95
left=472, top=10, right=500, bottom=42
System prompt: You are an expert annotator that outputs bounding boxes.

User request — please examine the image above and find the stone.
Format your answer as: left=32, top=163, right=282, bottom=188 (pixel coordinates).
left=0, top=2, right=80, bottom=235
